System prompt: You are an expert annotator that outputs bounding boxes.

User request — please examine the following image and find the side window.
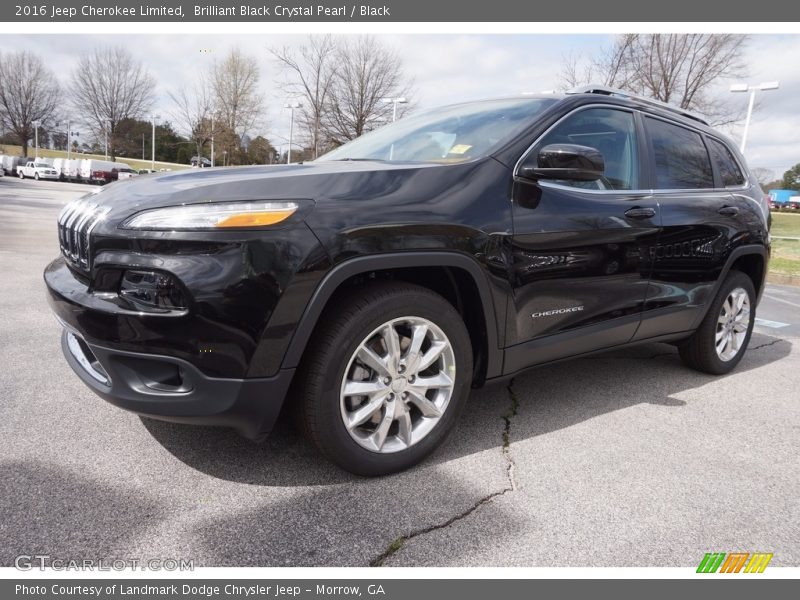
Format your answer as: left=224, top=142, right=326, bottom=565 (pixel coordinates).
left=708, top=138, right=745, bottom=187
left=645, top=117, right=714, bottom=189
left=537, top=108, right=639, bottom=190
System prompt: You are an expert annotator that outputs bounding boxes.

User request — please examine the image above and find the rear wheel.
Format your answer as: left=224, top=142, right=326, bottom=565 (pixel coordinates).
left=294, top=281, right=472, bottom=476
left=679, top=270, right=755, bottom=375
left=18, top=171, right=24, bottom=179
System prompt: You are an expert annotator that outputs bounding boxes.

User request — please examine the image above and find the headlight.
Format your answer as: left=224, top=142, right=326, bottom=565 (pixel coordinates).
left=122, top=201, right=299, bottom=230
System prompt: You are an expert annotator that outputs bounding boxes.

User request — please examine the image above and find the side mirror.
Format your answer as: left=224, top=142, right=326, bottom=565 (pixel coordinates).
left=519, top=143, right=604, bottom=182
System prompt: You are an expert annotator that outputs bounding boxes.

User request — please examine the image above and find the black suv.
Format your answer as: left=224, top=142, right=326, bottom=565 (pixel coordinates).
left=45, top=88, right=770, bottom=475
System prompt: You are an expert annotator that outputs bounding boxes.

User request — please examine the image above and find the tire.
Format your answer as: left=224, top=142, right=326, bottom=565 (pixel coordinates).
left=18, top=171, right=24, bottom=179
left=679, top=270, right=756, bottom=375
left=34, top=173, right=39, bottom=181
left=294, top=281, right=473, bottom=476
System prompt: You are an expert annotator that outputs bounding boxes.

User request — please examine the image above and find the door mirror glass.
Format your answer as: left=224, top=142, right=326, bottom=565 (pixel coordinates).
left=519, top=143, right=605, bottom=181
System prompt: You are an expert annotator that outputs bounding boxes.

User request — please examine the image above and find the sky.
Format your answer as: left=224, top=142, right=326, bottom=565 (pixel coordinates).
left=1, top=33, right=797, bottom=177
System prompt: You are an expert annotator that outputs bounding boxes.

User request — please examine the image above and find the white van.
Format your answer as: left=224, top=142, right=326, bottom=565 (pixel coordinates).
left=63, top=159, right=81, bottom=181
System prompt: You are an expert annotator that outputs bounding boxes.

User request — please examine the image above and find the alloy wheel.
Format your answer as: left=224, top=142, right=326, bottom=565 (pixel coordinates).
left=715, top=287, right=750, bottom=362
left=339, top=316, right=456, bottom=453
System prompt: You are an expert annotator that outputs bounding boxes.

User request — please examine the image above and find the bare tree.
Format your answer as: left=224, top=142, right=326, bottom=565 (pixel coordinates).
left=71, top=46, right=155, bottom=160
left=750, top=167, right=775, bottom=188
left=169, top=72, right=214, bottom=160
left=323, top=36, right=415, bottom=144
left=211, top=48, right=264, bottom=155
left=0, top=51, right=60, bottom=157
left=559, top=34, right=748, bottom=125
left=271, top=35, right=338, bottom=159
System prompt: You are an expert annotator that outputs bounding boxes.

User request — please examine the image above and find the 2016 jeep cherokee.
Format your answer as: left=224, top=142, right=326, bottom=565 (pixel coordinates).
left=45, top=87, right=770, bottom=476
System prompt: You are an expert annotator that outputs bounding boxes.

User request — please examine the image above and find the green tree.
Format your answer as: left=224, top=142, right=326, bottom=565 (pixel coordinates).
left=247, top=136, right=276, bottom=164
left=782, top=163, right=800, bottom=191
left=176, top=146, right=192, bottom=165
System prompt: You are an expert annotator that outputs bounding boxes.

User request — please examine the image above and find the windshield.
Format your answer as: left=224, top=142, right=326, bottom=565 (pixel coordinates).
left=317, top=98, right=556, bottom=164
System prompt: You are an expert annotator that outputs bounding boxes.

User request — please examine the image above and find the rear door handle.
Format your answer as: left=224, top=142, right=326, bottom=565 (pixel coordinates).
left=624, top=207, right=656, bottom=220
left=718, top=206, right=740, bottom=216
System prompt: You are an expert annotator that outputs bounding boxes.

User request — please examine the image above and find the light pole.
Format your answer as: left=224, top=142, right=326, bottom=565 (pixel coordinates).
left=730, top=81, right=779, bottom=154
left=382, top=97, right=408, bottom=122
left=62, top=122, right=78, bottom=160
left=210, top=116, right=215, bottom=167
left=104, top=119, right=111, bottom=160
left=151, top=114, right=160, bottom=170
left=32, top=120, right=40, bottom=158
left=284, top=102, right=301, bottom=163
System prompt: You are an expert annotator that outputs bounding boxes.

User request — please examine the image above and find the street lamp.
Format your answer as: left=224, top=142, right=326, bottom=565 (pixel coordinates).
left=104, top=119, right=111, bottom=160
left=730, top=81, right=780, bottom=153
left=59, top=122, right=79, bottom=160
left=382, top=97, right=408, bottom=122
left=284, top=102, right=301, bottom=164
left=32, top=120, right=40, bottom=158
left=210, top=116, right=215, bottom=167
left=151, top=114, right=160, bottom=170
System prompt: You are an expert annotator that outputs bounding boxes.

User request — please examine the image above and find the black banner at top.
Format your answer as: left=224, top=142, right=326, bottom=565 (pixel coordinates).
left=2, top=0, right=799, bottom=22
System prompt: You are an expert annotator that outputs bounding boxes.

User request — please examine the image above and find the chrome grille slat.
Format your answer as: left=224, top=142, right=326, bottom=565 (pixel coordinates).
left=57, top=197, right=107, bottom=272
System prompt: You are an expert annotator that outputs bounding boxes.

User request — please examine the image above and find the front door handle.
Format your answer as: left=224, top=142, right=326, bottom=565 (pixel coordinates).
left=718, top=206, right=740, bottom=216
left=624, top=207, right=656, bottom=220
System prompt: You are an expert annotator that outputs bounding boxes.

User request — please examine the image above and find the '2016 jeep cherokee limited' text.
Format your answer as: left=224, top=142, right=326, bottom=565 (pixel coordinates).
left=45, top=87, right=770, bottom=475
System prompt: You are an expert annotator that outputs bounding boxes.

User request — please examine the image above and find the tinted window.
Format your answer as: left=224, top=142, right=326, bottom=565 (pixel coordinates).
left=317, top=98, right=556, bottom=164
left=537, top=108, right=639, bottom=190
left=646, top=117, right=714, bottom=189
left=708, top=138, right=745, bottom=187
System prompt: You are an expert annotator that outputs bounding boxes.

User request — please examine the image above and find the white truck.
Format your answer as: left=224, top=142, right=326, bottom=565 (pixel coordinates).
left=79, top=159, right=133, bottom=184
left=18, top=161, right=59, bottom=180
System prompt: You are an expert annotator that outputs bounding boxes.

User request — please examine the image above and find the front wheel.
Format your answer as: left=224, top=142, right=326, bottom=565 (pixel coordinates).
left=295, top=281, right=473, bottom=476
left=34, top=173, right=39, bottom=181
left=679, top=270, right=756, bottom=374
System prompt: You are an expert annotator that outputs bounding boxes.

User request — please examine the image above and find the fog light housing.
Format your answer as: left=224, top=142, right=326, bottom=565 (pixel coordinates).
left=119, top=270, right=186, bottom=311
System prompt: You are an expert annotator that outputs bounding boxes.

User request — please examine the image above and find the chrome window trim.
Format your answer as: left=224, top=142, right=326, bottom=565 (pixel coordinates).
left=513, top=102, right=751, bottom=195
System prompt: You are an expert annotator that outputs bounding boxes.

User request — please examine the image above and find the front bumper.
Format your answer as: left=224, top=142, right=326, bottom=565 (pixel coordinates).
left=58, top=326, right=294, bottom=440
left=45, top=256, right=296, bottom=440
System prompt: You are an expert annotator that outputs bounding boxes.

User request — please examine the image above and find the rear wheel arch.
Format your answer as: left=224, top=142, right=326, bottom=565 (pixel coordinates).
left=730, top=252, right=766, bottom=299
left=691, top=244, right=768, bottom=330
left=281, top=253, right=502, bottom=384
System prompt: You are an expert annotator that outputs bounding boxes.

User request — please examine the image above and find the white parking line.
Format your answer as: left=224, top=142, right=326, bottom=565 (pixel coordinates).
left=755, top=317, right=791, bottom=329
left=763, top=294, right=800, bottom=310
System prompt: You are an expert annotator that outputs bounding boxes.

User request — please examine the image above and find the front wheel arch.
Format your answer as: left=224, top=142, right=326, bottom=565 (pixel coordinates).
left=281, top=253, right=503, bottom=382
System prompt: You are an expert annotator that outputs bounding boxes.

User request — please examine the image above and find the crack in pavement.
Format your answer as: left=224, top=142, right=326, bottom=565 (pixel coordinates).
left=369, top=333, right=791, bottom=566
left=369, top=379, right=520, bottom=567
left=749, top=338, right=787, bottom=351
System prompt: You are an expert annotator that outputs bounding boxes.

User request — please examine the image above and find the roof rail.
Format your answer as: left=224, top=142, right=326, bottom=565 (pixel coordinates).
left=566, top=84, right=708, bottom=125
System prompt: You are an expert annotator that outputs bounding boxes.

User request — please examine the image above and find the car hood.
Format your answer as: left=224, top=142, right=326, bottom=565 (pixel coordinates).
left=84, top=161, right=442, bottom=219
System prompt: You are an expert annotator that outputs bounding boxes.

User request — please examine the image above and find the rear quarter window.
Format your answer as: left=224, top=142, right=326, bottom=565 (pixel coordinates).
left=707, top=138, right=745, bottom=187
left=645, top=117, right=714, bottom=190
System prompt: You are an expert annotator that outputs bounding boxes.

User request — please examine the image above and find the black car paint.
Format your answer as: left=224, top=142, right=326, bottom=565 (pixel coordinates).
left=44, top=93, right=770, bottom=440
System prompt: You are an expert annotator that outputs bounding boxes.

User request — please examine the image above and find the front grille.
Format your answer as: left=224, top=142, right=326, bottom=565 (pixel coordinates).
left=57, top=198, right=111, bottom=271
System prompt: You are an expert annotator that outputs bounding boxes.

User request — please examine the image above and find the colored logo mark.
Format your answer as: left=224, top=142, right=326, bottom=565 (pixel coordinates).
left=697, top=552, right=773, bottom=573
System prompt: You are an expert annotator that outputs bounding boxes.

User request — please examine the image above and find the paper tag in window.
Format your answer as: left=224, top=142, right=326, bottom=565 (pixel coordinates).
left=449, top=144, right=473, bottom=155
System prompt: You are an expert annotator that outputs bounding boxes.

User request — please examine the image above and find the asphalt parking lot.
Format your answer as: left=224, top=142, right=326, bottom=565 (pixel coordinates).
left=1, top=177, right=798, bottom=568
